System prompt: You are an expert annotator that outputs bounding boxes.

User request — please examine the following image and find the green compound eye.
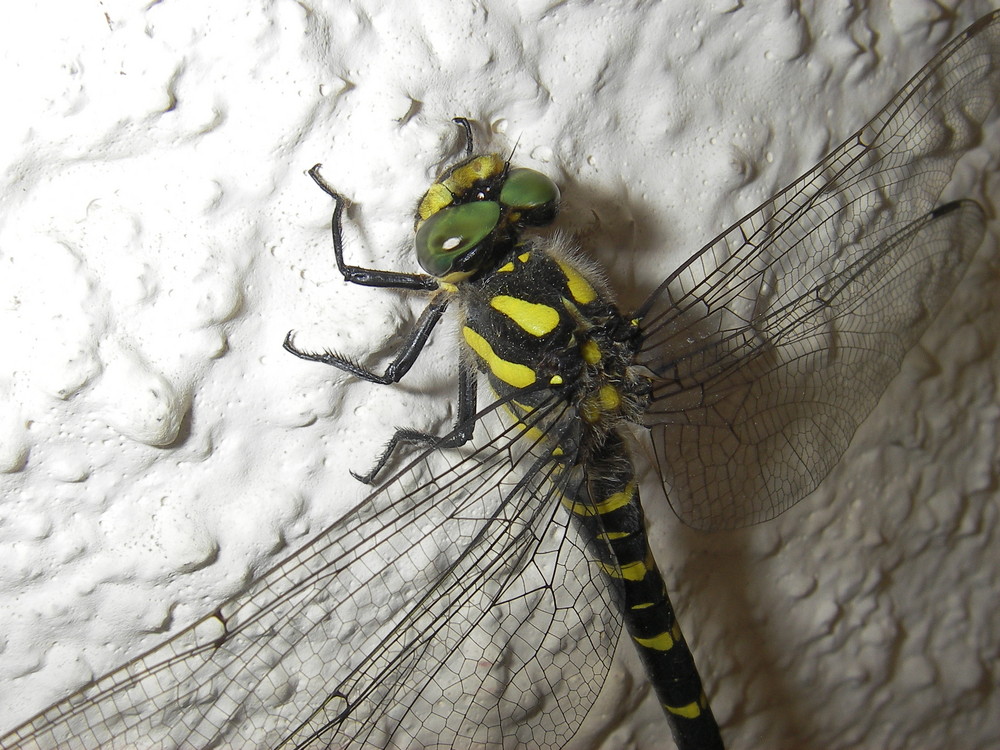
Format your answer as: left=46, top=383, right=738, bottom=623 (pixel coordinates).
left=416, top=200, right=501, bottom=276
left=499, top=168, right=560, bottom=209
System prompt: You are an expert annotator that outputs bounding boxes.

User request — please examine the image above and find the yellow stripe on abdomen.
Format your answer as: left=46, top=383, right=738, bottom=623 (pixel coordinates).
left=560, top=480, right=636, bottom=517
left=633, top=621, right=682, bottom=652
left=664, top=692, right=708, bottom=719
left=599, top=555, right=651, bottom=581
left=666, top=699, right=703, bottom=719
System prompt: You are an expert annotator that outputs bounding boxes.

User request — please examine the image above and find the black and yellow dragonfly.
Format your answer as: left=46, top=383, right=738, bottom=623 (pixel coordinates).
left=2, top=10, right=998, bottom=750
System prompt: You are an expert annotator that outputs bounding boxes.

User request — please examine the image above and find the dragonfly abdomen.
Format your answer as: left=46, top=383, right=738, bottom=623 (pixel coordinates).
left=566, top=429, right=724, bottom=750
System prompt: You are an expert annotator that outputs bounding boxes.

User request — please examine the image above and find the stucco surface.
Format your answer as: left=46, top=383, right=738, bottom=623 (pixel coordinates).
left=0, top=2, right=998, bottom=748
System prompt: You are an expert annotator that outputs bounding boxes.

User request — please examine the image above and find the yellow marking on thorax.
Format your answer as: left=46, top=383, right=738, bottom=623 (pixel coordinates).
left=598, top=385, right=620, bottom=410
left=497, top=261, right=515, bottom=273
left=581, top=339, right=601, bottom=364
left=463, top=326, right=536, bottom=388
left=490, top=295, right=560, bottom=337
left=555, top=259, right=597, bottom=304
left=517, top=251, right=531, bottom=263
left=561, top=480, right=635, bottom=517
left=580, top=398, right=600, bottom=424
left=580, top=384, right=623, bottom=423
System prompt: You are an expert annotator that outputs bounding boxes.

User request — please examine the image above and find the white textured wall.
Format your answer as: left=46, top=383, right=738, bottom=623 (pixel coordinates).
left=1, top=2, right=998, bottom=749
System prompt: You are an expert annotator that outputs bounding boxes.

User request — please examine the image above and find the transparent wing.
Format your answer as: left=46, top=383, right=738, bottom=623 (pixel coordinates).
left=1, top=390, right=621, bottom=750
left=637, top=11, right=999, bottom=530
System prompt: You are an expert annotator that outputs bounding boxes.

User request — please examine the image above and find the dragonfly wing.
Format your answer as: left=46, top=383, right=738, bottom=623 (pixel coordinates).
left=276, top=392, right=622, bottom=749
left=636, top=12, right=999, bottom=530
left=2, top=391, right=620, bottom=750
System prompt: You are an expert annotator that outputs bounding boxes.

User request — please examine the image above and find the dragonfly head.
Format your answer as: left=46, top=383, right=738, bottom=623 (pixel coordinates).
left=414, top=153, right=560, bottom=281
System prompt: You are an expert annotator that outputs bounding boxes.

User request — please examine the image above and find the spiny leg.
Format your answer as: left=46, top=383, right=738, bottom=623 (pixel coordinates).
left=289, top=162, right=479, bottom=483
left=451, top=117, right=474, bottom=157
left=351, top=360, right=479, bottom=485
left=283, top=294, right=450, bottom=384
left=288, top=165, right=449, bottom=382
left=287, top=313, right=480, bottom=485
left=307, top=164, right=440, bottom=291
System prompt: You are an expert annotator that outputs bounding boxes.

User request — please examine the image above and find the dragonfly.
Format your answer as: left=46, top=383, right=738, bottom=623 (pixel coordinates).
left=2, top=9, right=998, bottom=750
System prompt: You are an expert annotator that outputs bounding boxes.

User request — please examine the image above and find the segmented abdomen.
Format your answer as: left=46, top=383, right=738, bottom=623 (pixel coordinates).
left=565, top=429, right=724, bottom=750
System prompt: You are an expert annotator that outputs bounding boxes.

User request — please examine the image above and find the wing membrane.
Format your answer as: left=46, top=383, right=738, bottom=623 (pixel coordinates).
left=637, top=12, right=998, bottom=529
left=2, top=391, right=620, bottom=750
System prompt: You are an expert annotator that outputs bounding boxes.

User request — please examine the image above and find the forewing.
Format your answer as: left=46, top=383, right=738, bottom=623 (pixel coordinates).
left=637, top=12, right=999, bottom=530
left=1, top=391, right=621, bottom=750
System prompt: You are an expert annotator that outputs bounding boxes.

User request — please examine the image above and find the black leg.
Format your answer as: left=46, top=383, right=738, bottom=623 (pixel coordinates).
left=293, top=150, right=481, bottom=485
left=352, top=361, right=479, bottom=484
left=284, top=294, right=450, bottom=385
left=452, top=117, right=474, bottom=157
left=307, top=164, right=439, bottom=291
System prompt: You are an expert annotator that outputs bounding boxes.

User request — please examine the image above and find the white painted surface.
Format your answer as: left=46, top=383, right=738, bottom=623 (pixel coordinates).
left=0, top=1, right=997, bottom=749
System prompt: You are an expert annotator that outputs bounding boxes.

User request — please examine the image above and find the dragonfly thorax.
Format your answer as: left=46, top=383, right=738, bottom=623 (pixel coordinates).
left=460, top=236, right=650, bottom=446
